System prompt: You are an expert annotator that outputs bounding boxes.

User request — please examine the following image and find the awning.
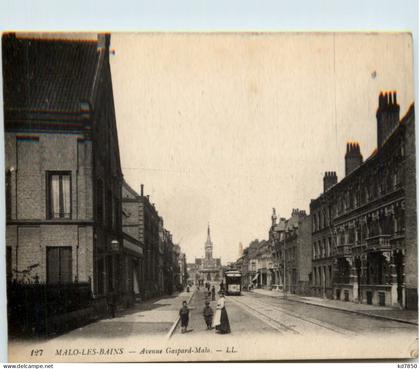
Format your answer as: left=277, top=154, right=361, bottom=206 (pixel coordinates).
left=252, top=273, right=260, bottom=282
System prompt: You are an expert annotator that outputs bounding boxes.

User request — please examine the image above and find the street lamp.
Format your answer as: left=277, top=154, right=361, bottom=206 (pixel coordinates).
left=110, top=239, right=121, bottom=301
left=111, top=239, right=120, bottom=252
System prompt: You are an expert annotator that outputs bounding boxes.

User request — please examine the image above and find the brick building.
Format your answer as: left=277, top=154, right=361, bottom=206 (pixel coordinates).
left=310, top=92, right=416, bottom=309
left=122, top=183, right=160, bottom=299
left=238, top=239, right=269, bottom=289
left=172, top=244, right=181, bottom=290
left=178, top=252, right=187, bottom=288
left=3, top=34, right=124, bottom=306
left=121, top=181, right=145, bottom=304
left=254, top=240, right=273, bottom=288
left=269, top=208, right=312, bottom=295
left=137, top=186, right=161, bottom=299
left=122, top=182, right=183, bottom=299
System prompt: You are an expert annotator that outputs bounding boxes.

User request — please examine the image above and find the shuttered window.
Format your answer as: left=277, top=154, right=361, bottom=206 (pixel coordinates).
left=46, top=247, right=72, bottom=283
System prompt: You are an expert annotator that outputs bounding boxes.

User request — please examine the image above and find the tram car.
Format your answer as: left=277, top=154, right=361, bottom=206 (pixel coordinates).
left=224, top=269, right=242, bottom=296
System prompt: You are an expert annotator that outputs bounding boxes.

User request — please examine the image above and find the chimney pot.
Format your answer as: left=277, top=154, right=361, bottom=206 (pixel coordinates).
left=345, top=141, right=363, bottom=176
left=140, top=184, right=144, bottom=196
left=377, top=91, right=400, bottom=150
left=323, top=170, right=337, bottom=192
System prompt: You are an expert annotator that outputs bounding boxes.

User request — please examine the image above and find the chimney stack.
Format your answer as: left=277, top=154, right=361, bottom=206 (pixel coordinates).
left=376, top=91, right=400, bottom=149
left=140, top=184, right=144, bottom=196
left=345, top=142, right=363, bottom=176
left=323, top=171, right=338, bottom=192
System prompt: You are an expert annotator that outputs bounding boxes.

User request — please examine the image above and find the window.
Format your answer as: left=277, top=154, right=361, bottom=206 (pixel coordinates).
left=348, top=229, right=354, bottom=244
left=326, top=238, right=331, bottom=257
left=47, top=246, right=72, bottom=283
left=47, top=172, right=71, bottom=219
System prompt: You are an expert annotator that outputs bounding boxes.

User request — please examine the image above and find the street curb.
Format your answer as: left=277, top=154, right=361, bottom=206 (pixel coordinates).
left=165, top=289, right=196, bottom=339
left=250, top=291, right=418, bottom=326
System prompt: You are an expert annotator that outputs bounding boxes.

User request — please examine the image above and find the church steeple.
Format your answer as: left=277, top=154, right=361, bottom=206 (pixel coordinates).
left=205, top=223, right=213, bottom=260
left=206, top=223, right=211, bottom=243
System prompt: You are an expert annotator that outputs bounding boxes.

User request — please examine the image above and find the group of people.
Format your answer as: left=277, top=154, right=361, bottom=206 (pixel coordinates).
left=179, top=284, right=231, bottom=334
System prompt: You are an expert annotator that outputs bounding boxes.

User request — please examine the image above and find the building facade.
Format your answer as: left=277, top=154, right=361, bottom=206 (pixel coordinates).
left=254, top=240, right=273, bottom=288
left=122, top=182, right=182, bottom=299
left=121, top=181, right=145, bottom=304
left=4, top=34, right=124, bottom=306
left=310, top=92, right=416, bottom=309
left=136, top=186, right=161, bottom=299
left=269, top=209, right=312, bottom=294
left=178, top=252, right=188, bottom=288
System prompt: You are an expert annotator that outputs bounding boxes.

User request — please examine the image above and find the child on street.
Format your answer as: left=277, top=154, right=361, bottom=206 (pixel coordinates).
left=179, top=300, right=191, bottom=333
left=202, top=301, right=214, bottom=330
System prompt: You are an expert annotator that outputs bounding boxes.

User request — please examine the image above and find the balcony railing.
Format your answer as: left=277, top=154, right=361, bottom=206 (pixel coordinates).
left=365, top=234, right=391, bottom=252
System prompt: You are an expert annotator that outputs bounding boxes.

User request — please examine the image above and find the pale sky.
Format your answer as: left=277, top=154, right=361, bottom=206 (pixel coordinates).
left=110, top=33, right=414, bottom=264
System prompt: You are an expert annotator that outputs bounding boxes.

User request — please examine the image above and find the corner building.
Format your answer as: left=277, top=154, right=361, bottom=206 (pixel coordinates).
left=310, top=92, right=416, bottom=309
left=3, top=34, right=124, bottom=306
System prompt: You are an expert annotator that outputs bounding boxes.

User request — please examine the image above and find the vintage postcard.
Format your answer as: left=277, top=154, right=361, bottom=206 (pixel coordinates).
left=2, top=32, right=417, bottom=362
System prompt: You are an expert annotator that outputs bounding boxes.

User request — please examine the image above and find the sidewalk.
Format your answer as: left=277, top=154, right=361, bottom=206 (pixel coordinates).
left=59, top=288, right=195, bottom=339
left=250, top=288, right=418, bottom=325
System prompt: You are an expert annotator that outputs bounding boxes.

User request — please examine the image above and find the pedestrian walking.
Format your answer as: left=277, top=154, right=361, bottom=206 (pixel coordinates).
left=202, top=301, right=214, bottom=330
left=211, top=285, right=216, bottom=301
left=212, top=291, right=231, bottom=334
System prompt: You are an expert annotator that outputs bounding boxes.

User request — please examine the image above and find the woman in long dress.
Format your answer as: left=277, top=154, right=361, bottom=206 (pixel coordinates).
left=212, top=291, right=231, bottom=334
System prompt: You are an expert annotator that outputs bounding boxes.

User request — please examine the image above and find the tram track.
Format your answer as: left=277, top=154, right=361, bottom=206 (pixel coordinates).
left=227, top=295, right=301, bottom=335
left=227, top=294, right=357, bottom=336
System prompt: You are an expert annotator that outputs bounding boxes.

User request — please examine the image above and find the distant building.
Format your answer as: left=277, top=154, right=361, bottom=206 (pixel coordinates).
left=194, top=225, right=222, bottom=284
left=240, top=240, right=265, bottom=288
left=256, top=240, right=273, bottom=288
left=121, top=181, right=145, bottom=304
left=122, top=182, right=184, bottom=299
left=178, top=252, right=188, bottom=288
left=186, top=263, right=199, bottom=285
left=269, top=209, right=312, bottom=295
left=310, top=92, right=416, bottom=309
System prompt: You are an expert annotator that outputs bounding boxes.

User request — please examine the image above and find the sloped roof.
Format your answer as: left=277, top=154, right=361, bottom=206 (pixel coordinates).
left=2, top=35, right=100, bottom=113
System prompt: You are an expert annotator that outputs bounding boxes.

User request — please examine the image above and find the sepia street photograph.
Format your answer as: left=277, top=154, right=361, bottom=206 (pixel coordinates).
left=1, top=32, right=418, bottom=362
